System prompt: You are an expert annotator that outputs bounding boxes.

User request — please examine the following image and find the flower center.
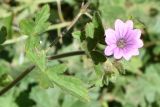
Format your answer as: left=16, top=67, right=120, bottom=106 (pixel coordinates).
left=117, top=38, right=126, bottom=48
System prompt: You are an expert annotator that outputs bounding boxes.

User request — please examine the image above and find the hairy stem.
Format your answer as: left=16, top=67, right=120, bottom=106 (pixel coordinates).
left=0, top=2, right=90, bottom=96
left=0, top=65, right=35, bottom=96
left=57, top=0, right=65, bottom=22
left=49, top=2, right=90, bottom=47
left=143, top=40, right=160, bottom=48
left=0, top=51, right=86, bottom=96
left=3, top=22, right=71, bottom=46
left=48, top=51, right=85, bottom=60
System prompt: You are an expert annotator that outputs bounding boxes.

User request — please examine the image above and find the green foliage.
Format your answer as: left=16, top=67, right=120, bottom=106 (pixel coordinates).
left=122, top=57, right=142, bottom=73
left=20, top=20, right=35, bottom=36
left=90, top=51, right=106, bottom=64
left=125, top=64, right=160, bottom=106
left=34, top=5, right=50, bottom=34
left=0, top=60, right=12, bottom=87
left=25, top=36, right=46, bottom=71
left=0, top=15, right=13, bottom=39
left=1, top=0, right=160, bottom=107
left=0, top=26, right=7, bottom=44
left=0, top=91, right=18, bottom=107
left=72, top=31, right=81, bottom=40
left=47, top=64, right=89, bottom=101
left=20, top=5, right=50, bottom=36
left=85, top=22, right=94, bottom=38
left=30, top=86, right=60, bottom=107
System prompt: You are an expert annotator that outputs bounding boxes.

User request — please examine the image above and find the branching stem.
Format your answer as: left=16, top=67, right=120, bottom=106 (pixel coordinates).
left=0, top=51, right=86, bottom=96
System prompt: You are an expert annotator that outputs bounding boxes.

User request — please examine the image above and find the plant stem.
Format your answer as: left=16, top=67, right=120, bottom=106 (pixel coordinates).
left=0, top=65, right=36, bottom=96
left=0, top=50, right=86, bottom=96
left=48, top=51, right=85, bottom=60
left=49, top=2, right=90, bottom=47
left=143, top=40, right=160, bottom=48
left=57, top=0, right=65, bottom=22
left=0, top=2, right=90, bottom=96
left=2, top=22, right=71, bottom=46
left=46, top=21, right=71, bottom=31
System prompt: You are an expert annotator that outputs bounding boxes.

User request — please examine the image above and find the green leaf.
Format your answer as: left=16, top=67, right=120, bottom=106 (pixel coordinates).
left=0, top=74, right=13, bottom=87
left=0, top=26, right=7, bottom=44
left=34, top=5, right=50, bottom=34
left=90, top=51, right=106, bottom=64
left=34, top=22, right=50, bottom=34
left=27, top=49, right=46, bottom=72
left=92, top=12, right=105, bottom=44
left=121, top=57, right=142, bottom=73
left=47, top=64, right=67, bottom=74
left=47, top=70, right=89, bottom=101
left=113, top=61, right=125, bottom=74
left=70, top=100, right=101, bottom=107
left=19, top=5, right=50, bottom=35
left=102, top=60, right=120, bottom=85
left=35, top=5, right=50, bottom=24
left=72, top=31, right=81, bottom=40
left=0, top=15, right=13, bottom=39
left=125, top=63, right=160, bottom=106
left=20, top=19, right=35, bottom=36
left=54, top=75, right=89, bottom=102
left=81, top=37, right=98, bottom=53
left=153, top=45, right=160, bottom=55
left=31, top=68, right=53, bottom=88
left=94, top=64, right=104, bottom=87
left=85, top=23, right=94, bottom=38
left=26, top=36, right=46, bottom=72
left=30, top=86, right=61, bottom=107
left=0, top=91, right=18, bottom=107
left=94, top=64, right=104, bottom=78
left=0, top=60, right=12, bottom=87
left=129, top=16, right=145, bottom=29
left=99, top=0, right=126, bottom=26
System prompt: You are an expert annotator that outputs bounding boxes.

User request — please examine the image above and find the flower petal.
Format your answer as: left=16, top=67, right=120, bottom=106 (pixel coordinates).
left=125, top=20, right=133, bottom=30
left=136, top=39, right=143, bottom=48
left=122, top=46, right=139, bottom=60
left=123, top=53, right=132, bottom=61
left=125, top=29, right=142, bottom=42
left=133, top=29, right=141, bottom=39
left=130, top=49, right=139, bottom=56
left=104, top=45, right=116, bottom=56
left=127, top=39, right=143, bottom=48
left=122, top=48, right=132, bottom=61
left=115, top=19, right=127, bottom=38
left=105, top=28, right=116, bottom=45
left=113, top=48, right=123, bottom=59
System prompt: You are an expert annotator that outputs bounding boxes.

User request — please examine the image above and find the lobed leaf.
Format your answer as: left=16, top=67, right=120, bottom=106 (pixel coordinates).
left=0, top=26, right=7, bottom=44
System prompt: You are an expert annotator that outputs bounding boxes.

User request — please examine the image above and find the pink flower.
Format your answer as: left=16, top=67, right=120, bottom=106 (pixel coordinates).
left=104, top=19, right=143, bottom=60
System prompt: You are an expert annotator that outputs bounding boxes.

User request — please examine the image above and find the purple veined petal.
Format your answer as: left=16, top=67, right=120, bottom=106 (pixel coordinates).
left=104, top=19, right=143, bottom=61
left=133, top=29, right=141, bottom=39
left=115, top=19, right=127, bottom=38
left=125, top=46, right=139, bottom=56
left=125, top=20, right=133, bottom=30
left=122, top=48, right=132, bottom=61
left=113, top=47, right=123, bottom=59
left=124, top=29, right=133, bottom=41
left=104, top=45, right=116, bottom=56
left=125, top=29, right=142, bottom=42
left=127, top=39, right=143, bottom=48
left=122, top=46, right=139, bottom=60
left=131, top=49, right=139, bottom=56
left=123, top=53, right=132, bottom=61
left=105, top=28, right=117, bottom=45
left=136, top=39, right=143, bottom=48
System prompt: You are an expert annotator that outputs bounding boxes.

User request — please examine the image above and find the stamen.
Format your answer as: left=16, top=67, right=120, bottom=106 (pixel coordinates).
left=117, top=38, right=126, bottom=48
